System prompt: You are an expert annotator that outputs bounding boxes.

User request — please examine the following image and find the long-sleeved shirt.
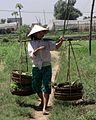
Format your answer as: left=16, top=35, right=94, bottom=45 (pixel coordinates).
left=28, top=39, right=56, bottom=69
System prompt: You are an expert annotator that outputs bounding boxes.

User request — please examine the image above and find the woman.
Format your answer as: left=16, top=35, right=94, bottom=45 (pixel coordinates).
left=27, top=24, right=64, bottom=115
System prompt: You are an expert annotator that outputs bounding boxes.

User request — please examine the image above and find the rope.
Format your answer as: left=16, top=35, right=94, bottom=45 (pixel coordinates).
left=66, top=40, right=81, bottom=82
left=62, top=0, right=81, bottom=82
left=24, top=42, right=28, bottom=72
left=63, top=0, right=72, bottom=49
left=63, top=0, right=70, bottom=36
left=66, top=40, right=71, bottom=81
left=70, top=40, right=81, bottom=80
left=19, top=25, right=23, bottom=88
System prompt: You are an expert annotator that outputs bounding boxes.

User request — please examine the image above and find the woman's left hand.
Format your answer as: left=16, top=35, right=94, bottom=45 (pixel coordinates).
left=59, top=36, right=64, bottom=42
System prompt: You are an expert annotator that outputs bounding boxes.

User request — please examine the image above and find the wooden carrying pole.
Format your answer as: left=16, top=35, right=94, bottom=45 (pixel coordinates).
left=89, top=0, right=95, bottom=56
left=63, top=0, right=70, bottom=36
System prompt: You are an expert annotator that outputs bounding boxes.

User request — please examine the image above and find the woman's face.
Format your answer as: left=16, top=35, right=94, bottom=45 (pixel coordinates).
left=34, top=31, right=46, bottom=39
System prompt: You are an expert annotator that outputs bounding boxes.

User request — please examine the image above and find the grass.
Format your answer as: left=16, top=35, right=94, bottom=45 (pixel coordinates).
left=1, top=32, right=96, bottom=120
left=49, top=40, right=96, bottom=120
left=0, top=40, right=36, bottom=120
left=46, top=31, right=96, bottom=40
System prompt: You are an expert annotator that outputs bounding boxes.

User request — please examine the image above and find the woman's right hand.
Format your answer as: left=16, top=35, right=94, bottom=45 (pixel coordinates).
left=38, top=46, right=45, bottom=50
left=33, top=46, right=45, bottom=56
left=59, top=36, right=65, bottom=42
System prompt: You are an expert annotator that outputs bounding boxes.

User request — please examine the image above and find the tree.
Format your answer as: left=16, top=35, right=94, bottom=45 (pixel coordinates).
left=54, top=0, right=82, bottom=20
left=15, top=3, right=23, bottom=25
left=0, top=19, right=6, bottom=24
left=11, top=11, right=18, bottom=22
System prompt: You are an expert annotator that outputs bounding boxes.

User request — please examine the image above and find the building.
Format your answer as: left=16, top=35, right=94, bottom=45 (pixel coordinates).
left=7, top=17, right=22, bottom=26
left=0, top=22, right=18, bottom=34
left=47, top=18, right=96, bottom=32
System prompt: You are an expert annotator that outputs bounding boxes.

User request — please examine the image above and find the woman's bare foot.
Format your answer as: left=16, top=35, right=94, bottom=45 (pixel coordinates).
left=43, top=109, right=49, bottom=115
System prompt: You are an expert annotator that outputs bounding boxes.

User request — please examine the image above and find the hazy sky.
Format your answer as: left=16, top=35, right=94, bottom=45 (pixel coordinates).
left=0, top=0, right=96, bottom=26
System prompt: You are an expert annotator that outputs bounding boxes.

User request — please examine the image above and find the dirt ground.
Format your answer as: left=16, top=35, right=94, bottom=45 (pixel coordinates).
left=29, top=51, right=59, bottom=120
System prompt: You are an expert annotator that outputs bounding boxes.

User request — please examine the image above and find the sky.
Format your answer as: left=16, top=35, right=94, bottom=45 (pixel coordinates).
left=0, top=0, right=96, bottom=26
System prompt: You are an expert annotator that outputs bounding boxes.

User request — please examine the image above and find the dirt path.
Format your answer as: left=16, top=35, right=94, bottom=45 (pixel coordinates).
left=30, top=51, right=59, bottom=120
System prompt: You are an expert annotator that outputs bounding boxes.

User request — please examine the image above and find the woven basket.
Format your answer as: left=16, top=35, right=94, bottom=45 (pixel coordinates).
left=10, top=86, right=34, bottom=96
left=54, top=93, right=83, bottom=101
left=11, top=70, right=32, bottom=85
left=54, top=82, right=83, bottom=101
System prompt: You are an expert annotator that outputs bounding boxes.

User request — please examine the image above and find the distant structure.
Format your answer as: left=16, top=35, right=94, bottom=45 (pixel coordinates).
left=0, top=22, right=18, bottom=34
left=47, top=18, right=96, bottom=32
left=0, top=17, right=22, bottom=34
left=7, top=17, right=22, bottom=26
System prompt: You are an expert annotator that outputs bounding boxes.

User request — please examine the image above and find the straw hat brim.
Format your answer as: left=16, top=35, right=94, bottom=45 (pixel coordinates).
left=27, top=25, right=49, bottom=37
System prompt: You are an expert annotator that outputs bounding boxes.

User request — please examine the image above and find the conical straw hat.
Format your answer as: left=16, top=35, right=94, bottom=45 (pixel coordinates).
left=27, top=24, right=48, bottom=37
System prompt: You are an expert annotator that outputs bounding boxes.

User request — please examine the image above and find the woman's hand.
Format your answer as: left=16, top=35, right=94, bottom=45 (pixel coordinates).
left=38, top=46, right=45, bottom=50
left=59, top=36, right=64, bottom=42
left=56, top=36, right=65, bottom=49
left=33, top=46, right=45, bottom=56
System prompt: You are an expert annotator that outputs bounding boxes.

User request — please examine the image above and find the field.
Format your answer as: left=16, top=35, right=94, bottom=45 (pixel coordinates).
left=0, top=38, right=36, bottom=119
left=49, top=40, right=96, bottom=120
left=0, top=32, right=96, bottom=120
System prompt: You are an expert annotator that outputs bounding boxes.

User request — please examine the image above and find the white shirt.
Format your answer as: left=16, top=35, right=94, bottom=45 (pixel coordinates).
left=28, top=39, right=56, bottom=69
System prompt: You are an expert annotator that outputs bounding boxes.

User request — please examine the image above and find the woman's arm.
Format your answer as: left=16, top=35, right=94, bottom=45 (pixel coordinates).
left=33, top=46, right=45, bottom=56
left=28, top=42, right=45, bottom=58
left=56, top=36, right=64, bottom=49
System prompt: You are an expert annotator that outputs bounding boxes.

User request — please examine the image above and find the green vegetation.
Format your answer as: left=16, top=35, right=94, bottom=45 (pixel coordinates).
left=0, top=32, right=96, bottom=120
left=54, top=0, right=82, bottom=20
left=49, top=40, right=96, bottom=120
left=0, top=38, right=35, bottom=120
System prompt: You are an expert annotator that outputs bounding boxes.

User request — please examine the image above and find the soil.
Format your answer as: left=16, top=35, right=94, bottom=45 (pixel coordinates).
left=29, top=51, right=59, bottom=120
